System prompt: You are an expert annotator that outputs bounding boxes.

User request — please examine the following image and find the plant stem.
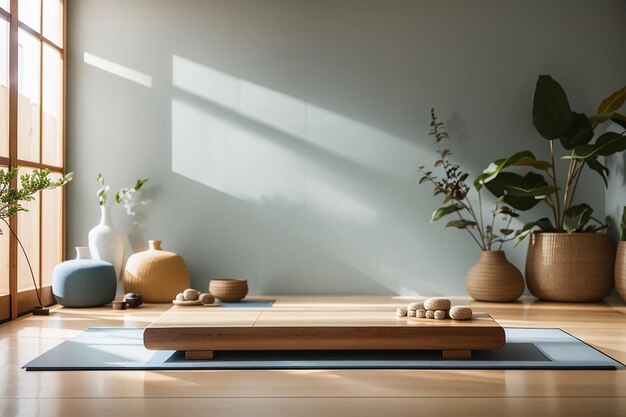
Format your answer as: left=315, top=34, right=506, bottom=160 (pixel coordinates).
left=478, top=190, right=485, bottom=244
left=563, top=153, right=577, bottom=212
left=459, top=199, right=487, bottom=249
left=567, top=162, right=585, bottom=209
left=549, top=141, right=562, bottom=229
left=1, top=218, right=42, bottom=308
left=498, top=216, right=513, bottom=251
left=454, top=202, right=486, bottom=250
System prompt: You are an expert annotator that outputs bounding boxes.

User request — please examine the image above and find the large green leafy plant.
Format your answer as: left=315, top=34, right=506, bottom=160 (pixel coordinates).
left=0, top=167, right=73, bottom=310
left=419, top=110, right=518, bottom=251
left=476, top=75, right=626, bottom=241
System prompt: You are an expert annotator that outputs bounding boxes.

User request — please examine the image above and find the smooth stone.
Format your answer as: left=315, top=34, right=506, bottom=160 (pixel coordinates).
left=199, top=292, right=215, bottom=305
left=175, top=293, right=185, bottom=301
left=450, top=305, right=473, bottom=320
left=183, top=288, right=199, bottom=301
left=434, top=310, right=447, bottom=320
left=396, top=308, right=408, bottom=317
left=425, top=310, right=435, bottom=319
left=407, top=302, right=424, bottom=312
left=408, top=310, right=416, bottom=317
left=416, top=308, right=426, bottom=318
left=124, top=293, right=144, bottom=308
left=424, top=297, right=451, bottom=311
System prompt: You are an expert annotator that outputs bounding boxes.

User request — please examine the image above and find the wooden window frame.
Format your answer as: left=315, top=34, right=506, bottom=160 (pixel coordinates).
left=0, top=0, right=66, bottom=321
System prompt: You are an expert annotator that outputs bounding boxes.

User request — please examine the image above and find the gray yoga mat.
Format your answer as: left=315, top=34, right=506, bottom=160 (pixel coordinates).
left=22, top=327, right=623, bottom=371
left=218, top=299, right=275, bottom=307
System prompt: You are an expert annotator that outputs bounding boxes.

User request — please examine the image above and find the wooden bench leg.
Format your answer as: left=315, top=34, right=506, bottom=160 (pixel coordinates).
left=442, top=349, right=471, bottom=359
left=185, top=350, right=214, bottom=360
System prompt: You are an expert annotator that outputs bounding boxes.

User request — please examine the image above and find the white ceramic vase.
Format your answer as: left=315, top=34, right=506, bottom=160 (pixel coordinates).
left=88, top=206, right=125, bottom=280
left=75, top=246, right=91, bottom=260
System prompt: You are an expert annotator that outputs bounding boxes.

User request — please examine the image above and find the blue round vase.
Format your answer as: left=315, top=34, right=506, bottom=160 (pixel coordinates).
left=52, top=257, right=117, bottom=308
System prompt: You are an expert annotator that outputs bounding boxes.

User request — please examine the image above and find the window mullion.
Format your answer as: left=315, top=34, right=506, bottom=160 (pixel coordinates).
left=8, top=0, right=17, bottom=319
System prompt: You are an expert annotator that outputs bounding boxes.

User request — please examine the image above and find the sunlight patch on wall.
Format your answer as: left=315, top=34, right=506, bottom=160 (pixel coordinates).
left=84, top=52, right=152, bottom=88
left=171, top=99, right=307, bottom=207
left=171, top=55, right=417, bottom=178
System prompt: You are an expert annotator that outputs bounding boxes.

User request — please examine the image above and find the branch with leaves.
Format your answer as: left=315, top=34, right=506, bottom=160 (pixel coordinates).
left=0, top=167, right=73, bottom=307
left=419, top=109, right=518, bottom=251
left=96, top=174, right=148, bottom=216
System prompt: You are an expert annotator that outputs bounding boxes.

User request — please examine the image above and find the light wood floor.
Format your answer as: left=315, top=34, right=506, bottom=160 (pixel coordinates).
left=1, top=295, right=626, bottom=417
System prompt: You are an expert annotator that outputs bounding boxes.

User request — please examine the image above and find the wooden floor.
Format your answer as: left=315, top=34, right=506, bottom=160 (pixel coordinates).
left=1, top=295, right=626, bottom=417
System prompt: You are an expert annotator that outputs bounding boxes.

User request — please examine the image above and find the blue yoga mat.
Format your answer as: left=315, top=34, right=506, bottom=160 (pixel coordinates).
left=22, top=327, right=623, bottom=371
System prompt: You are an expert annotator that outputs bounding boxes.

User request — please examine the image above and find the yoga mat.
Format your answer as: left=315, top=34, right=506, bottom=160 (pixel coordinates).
left=218, top=299, right=275, bottom=307
left=23, top=328, right=623, bottom=371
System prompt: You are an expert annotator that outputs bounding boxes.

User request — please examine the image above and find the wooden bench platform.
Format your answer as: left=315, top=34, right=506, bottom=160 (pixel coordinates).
left=143, top=304, right=505, bottom=359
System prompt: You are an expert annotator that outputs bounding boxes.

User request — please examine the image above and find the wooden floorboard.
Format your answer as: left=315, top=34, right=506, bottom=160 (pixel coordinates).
left=1, top=295, right=625, bottom=417
left=1, top=398, right=625, bottom=417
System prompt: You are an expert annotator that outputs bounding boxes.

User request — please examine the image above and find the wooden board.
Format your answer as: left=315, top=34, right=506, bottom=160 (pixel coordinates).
left=143, top=305, right=505, bottom=358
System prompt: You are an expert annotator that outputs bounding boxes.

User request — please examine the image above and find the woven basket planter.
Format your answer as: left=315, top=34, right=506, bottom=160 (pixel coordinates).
left=465, top=251, right=525, bottom=302
left=525, top=233, right=614, bottom=302
left=615, top=241, right=626, bottom=303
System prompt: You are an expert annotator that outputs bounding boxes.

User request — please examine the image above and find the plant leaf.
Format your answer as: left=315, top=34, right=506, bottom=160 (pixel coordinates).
left=597, top=86, right=626, bottom=116
left=431, top=204, right=462, bottom=222
left=532, top=75, right=572, bottom=140
left=611, top=113, right=626, bottom=130
left=585, top=157, right=609, bottom=188
left=445, top=219, right=477, bottom=229
left=514, top=217, right=556, bottom=244
left=134, top=178, right=148, bottom=190
left=561, top=111, right=593, bottom=149
left=475, top=151, right=551, bottom=190
left=563, top=203, right=594, bottom=234
left=570, top=131, right=626, bottom=159
left=484, top=172, right=556, bottom=211
left=96, top=173, right=104, bottom=185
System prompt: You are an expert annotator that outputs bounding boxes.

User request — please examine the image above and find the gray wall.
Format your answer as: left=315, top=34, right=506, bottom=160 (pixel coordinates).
left=66, top=0, right=626, bottom=296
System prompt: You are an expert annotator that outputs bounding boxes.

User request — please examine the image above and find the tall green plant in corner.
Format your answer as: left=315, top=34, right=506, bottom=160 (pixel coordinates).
left=477, top=75, right=626, bottom=241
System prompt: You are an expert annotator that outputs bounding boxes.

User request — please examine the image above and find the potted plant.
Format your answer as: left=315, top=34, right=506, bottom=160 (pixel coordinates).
left=0, top=167, right=73, bottom=315
left=615, top=207, right=626, bottom=303
left=477, top=75, right=626, bottom=302
left=419, top=109, right=524, bottom=302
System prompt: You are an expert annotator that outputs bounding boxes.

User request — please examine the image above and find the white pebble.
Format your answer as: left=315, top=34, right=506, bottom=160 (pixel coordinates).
left=449, top=306, right=473, bottom=320
left=434, top=310, right=447, bottom=320
left=407, top=302, right=424, bottom=312
left=424, top=297, right=451, bottom=311
left=396, top=308, right=408, bottom=317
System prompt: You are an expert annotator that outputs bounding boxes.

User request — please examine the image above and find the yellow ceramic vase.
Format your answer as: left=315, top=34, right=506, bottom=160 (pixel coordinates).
left=123, top=240, right=190, bottom=303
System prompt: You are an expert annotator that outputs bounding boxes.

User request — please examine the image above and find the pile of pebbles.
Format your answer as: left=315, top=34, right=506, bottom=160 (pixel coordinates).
left=175, top=288, right=215, bottom=305
left=396, top=298, right=472, bottom=321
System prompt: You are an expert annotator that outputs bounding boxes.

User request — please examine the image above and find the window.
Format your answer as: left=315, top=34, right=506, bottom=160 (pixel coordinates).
left=0, top=0, right=65, bottom=321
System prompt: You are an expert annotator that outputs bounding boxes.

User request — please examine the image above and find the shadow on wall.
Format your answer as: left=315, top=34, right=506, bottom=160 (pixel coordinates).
left=169, top=54, right=448, bottom=295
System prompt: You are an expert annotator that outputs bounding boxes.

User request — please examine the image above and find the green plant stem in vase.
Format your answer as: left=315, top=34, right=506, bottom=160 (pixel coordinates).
left=418, top=110, right=524, bottom=302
